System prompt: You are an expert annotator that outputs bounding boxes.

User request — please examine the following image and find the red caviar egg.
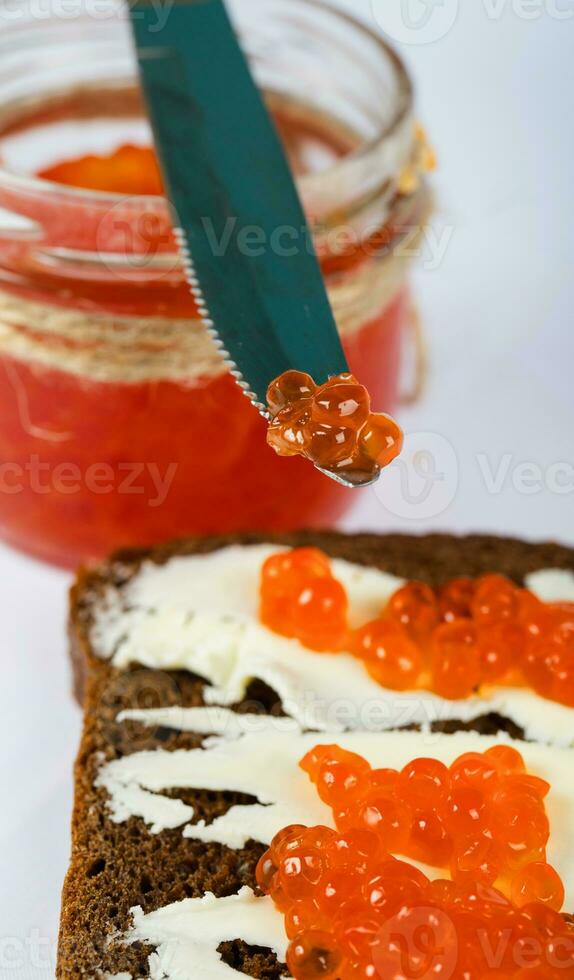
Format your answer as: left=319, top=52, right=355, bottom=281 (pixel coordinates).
left=352, top=619, right=423, bottom=690
left=477, top=621, right=524, bottom=682
left=472, top=573, right=519, bottom=625
left=397, top=757, right=451, bottom=808
left=312, top=381, right=370, bottom=431
left=511, top=862, right=565, bottom=911
left=287, top=930, right=343, bottom=980
left=505, top=774, right=551, bottom=801
left=351, top=791, right=411, bottom=851
left=290, top=576, right=349, bottom=652
left=316, top=869, right=363, bottom=915
left=262, top=548, right=331, bottom=591
left=551, top=602, right=574, bottom=639
left=523, top=642, right=557, bottom=702
left=333, top=907, right=383, bottom=962
left=270, top=824, right=308, bottom=861
left=485, top=745, right=526, bottom=775
left=308, top=424, right=358, bottom=469
left=279, top=846, right=325, bottom=901
left=260, top=548, right=332, bottom=635
left=300, top=745, right=336, bottom=782
left=362, top=870, right=423, bottom=915
left=327, top=829, right=383, bottom=873
left=256, top=852, right=278, bottom=892
left=444, top=786, right=487, bottom=839
left=516, top=589, right=550, bottom=640
left=315, top=750, right=370, bottom=808
left=367, top=768, right=399, bottom=795
left=491, top=791, right=550, bottom=868
left=376, top=857, right=430, bottom=890
left=525, top=638, right=574, bottom=708
left=267, top=405, right=313, bottom=456
left=387, top=581, right=438, bottom=641
left=438, top=576, right=475, bottom=622
left=358, top=413, right=403, bottom=468
left=521, top=901, right=569, bottom=938
left=427, top=878, right=457, bottom=906
left=289, top=548, right=333, bottom=579
left=450, top=834, right=502, bottom=885
left=431, top=620, right=481, bottom=699
left=285, top=899, right=325, bottom=940
left=408, top=809, right=453, bottom=866
left=267, top=370, right=316, bottom=417
left=373, top=903, right=458, bottom=979
left=450, top=752, right=500, bottom=793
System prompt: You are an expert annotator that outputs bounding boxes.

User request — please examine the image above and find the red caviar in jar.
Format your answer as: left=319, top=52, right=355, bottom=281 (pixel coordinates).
left=40, top=144, right=164, bottom=196
left=0, top=89, right=415, bottom=567
left=266, top=371, right=403, bottom=485
left=257, top=745, right=571, bottom=980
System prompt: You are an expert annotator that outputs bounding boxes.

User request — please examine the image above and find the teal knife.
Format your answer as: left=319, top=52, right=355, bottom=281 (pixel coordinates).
left=129, top=0, right=379, bottom=488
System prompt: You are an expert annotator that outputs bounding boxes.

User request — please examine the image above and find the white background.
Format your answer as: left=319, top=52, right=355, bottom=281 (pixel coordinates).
left=1, top=1, right=573, bottom=977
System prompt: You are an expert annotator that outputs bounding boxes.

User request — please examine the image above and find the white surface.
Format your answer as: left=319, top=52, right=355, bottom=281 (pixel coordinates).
left=1, top=3, right=573, bottom=977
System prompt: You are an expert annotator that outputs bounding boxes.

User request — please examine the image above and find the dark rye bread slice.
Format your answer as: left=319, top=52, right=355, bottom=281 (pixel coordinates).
left=60, top=532, right=574, bottom=979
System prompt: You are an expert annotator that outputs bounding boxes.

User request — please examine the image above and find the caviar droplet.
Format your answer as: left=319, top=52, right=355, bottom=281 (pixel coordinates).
left=358, top=414, right=403, bottom=469
left=351, top=619, right=423, bottom=691
left=511, top=862, right=565, bottom=911
left=471, top=573, right=519, bottom=625
left=431, top=620, right=481, bottom=699
left=287, top=930, right=344, bottom=980
left=267, top=370, right=316, bottom=417
left=438, top=576, right=475, bottom=623
left=312, top=381, right=370, bottom=431
left=266, top=371, right=402, bottom=483
left=387, top=581, right=438, bottom=642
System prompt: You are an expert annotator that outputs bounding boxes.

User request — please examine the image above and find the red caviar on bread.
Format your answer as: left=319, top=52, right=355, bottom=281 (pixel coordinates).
left=259, top=548, right=574, bottom=707
left=257, top=745, right=572, bottom=980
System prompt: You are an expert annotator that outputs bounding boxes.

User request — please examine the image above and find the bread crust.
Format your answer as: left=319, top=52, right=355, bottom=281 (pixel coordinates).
left=60, top=531, right=574, bottom=978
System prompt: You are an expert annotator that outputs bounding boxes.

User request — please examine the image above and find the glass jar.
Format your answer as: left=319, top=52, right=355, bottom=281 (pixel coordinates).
left=0, top=0, right=430, bottom=567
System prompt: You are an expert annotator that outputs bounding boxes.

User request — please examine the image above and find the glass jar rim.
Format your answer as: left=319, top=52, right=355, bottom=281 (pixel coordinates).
left=0, top=0, right=414, bottom=208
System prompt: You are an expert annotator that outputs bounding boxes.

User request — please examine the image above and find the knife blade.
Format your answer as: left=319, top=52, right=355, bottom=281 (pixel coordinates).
left=128, top=0, right=350, bottom=413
